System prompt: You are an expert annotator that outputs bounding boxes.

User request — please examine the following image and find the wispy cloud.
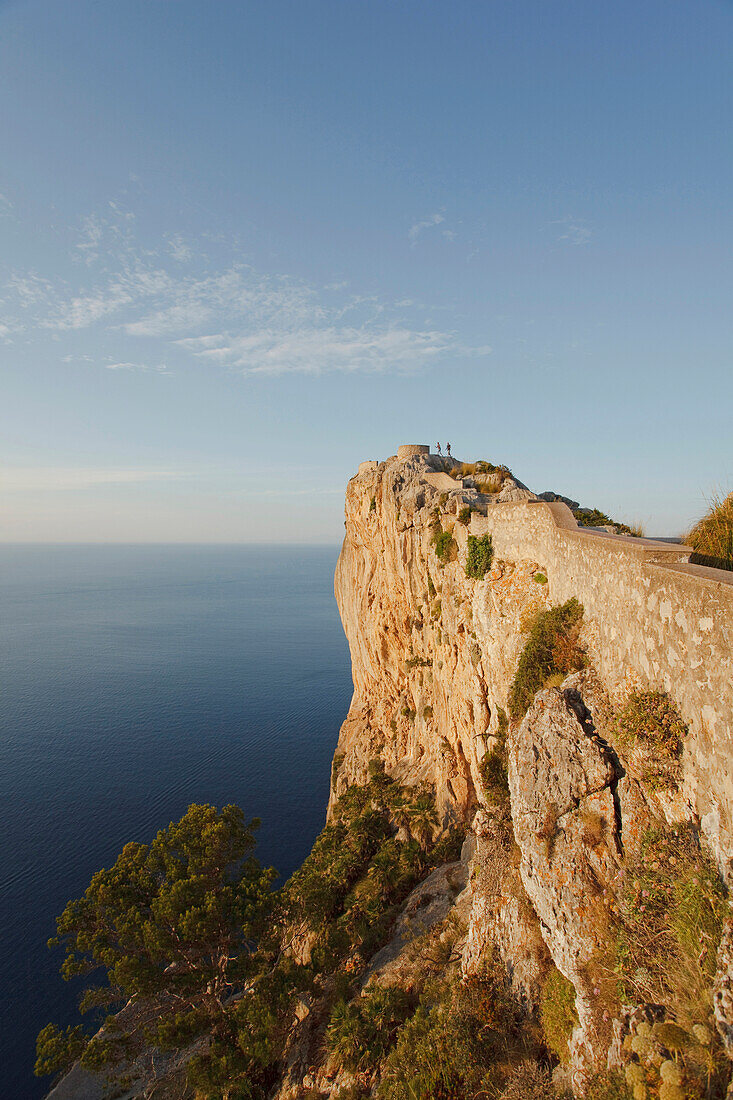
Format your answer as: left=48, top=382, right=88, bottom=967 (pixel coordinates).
left=178, top=326, right=489, bottom=376
left=1, top=202, right=491, bottom=376
left=1, top=467, right=184, bottom=492
left=105, top=361, right=170, bottom=373
left=167, top=234, right=192, bottom=263
left=408, top=211, right=445, bottom=244
left=74, top=214, right=105, bottom=264
left=552, top=217, right=593, bottom=246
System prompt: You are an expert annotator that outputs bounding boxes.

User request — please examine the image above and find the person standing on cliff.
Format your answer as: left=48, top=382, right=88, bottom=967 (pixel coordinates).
left=436, top=442, right=442, bottom=455
left=446, top=442, right=451, bottom=456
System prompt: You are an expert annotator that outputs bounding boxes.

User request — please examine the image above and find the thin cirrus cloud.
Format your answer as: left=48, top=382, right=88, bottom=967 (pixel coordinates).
left=176, top=325, right=483, bottom=375
left=1, top=203, right=490, bottom=376
left=105, top=361, right=170, bottom=372
left=551, top=217, right=593, bottom=246
left=408, top=211, right=445, bottom=243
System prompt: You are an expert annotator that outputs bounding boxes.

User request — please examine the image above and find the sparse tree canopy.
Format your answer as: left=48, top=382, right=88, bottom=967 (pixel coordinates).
left=36, top=803, right=277, bottom=1087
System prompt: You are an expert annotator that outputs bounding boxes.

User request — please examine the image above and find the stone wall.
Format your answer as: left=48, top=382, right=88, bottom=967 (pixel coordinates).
left=396, top=443, right=430, bottom=458
left=469, top=501, right=733, bottom=866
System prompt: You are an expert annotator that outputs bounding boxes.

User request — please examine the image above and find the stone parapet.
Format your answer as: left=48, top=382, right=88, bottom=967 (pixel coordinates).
left=470, top=500, right=733, bottom=865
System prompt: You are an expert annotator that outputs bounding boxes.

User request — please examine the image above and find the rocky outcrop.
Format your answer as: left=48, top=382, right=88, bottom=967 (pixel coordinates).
left=332, top=452, right=548, bottom=822
left=331, top=448, right=733, bottom=1096
left=508, top=674, right=623, bottom=1086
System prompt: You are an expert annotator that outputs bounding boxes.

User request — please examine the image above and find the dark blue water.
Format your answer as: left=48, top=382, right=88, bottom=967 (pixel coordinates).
left=0, top=545, right=352, bottom=1099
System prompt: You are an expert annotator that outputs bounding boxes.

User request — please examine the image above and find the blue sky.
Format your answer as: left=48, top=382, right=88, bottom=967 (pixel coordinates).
left=1, top=0, right=731, bottom=542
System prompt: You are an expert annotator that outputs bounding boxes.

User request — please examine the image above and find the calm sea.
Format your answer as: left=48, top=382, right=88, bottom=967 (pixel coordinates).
left=0, top=544, right=352, bottom=1099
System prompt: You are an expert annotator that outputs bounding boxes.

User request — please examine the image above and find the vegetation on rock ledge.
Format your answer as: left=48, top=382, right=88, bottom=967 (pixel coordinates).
left=610, top=690, right=687, bottom=789
left=431, top=524, right=457, bottom=563
left=465, top=533, right=494, bottom=579
left=508, top=597, right=586, bottom=719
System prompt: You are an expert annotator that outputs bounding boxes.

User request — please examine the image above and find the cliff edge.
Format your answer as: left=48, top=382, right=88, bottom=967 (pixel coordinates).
left=327, top=444, right=733, bottom=1094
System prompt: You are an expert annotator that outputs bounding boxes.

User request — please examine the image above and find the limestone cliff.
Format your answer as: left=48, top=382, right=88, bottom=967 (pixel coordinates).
left=329, top=445, right=733, bottom=1094
left=332, top=449, right=546, bottom=822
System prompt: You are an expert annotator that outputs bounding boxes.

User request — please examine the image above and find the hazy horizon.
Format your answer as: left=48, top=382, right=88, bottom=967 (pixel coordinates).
left=2, top=1, right=731, bottom=543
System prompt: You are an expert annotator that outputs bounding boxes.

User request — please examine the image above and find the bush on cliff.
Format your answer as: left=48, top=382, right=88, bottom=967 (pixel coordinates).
left=377, top=968, right=523, bottom=1100
left=573, top=507, right=634, bottom=536
left=540, top=966, right=578, bottom=1064
left=609, top=690, right=687, bottom=789
left=612, top=822, right=730, bottom=1099
left=465, top=533, right=494, bottom=579
left=37, top=777, right=454, bottom=1097
left=686, top=490, right=733, bottom=571
left=508, top=598, right=585, bottom=719
left=431, top=525, right=457, bottom=563
left=327, top=985, right=414, bottom=1072
left=614, top=824, right=727, bottom=1024
left=277, top=774, right=445, bottom=969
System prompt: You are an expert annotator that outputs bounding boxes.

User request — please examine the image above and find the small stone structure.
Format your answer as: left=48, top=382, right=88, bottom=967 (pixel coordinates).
left=397, top=443, right=430, bottom=458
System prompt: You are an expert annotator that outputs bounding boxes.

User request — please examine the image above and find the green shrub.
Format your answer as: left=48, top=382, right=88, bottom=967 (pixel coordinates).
left=428, top=575, right=436, bottom=598
left=479, top=747, right=510, bottom=809
left=331, top=753, right=345, bottom=793
left=370, top=496, right=376, bottom=513
left=432, top=526, right=456, bottom=563
left=609, top=691, right=687, bottom=789
left=540, top=967, right=578, bottom=1064
left=280, top=777, right=450, bottom=973
left=574, top=507, right=633, bottom=535
left=377, top=972, right=519, bottom=1100
left=458, top=506, right=472, bottom=525
left=327, top=985, right=414, bottom=1072
left=431, top=599, right=442, bottom=621
left=465, top=534, right=494, bottom=579
left=508, top=598, right=585, bottom=719
left=533, top=572, right=547, bottom=585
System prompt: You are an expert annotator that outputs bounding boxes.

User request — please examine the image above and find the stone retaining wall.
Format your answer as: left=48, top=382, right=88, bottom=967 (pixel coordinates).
left=469, top=501, right=733, bottom=866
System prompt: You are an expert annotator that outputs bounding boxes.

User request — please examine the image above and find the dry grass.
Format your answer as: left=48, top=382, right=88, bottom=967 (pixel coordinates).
left=685, top=491, right=733, bottom=571
left=444, top=461, right=510, bottom=494
left=475, top=477, right=501, bottom=494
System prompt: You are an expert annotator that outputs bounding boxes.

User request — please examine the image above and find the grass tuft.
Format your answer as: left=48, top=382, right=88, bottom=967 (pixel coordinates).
left=685, top=491, right=733, bottom=571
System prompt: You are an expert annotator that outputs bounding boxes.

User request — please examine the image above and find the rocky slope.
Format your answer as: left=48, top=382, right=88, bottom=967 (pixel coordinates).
left=324, top=446, right=733, bottom=1097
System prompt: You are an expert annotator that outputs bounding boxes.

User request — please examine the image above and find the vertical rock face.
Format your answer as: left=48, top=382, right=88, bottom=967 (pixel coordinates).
left=331, top=450, right=732, bottom=1094
left=508, top=675, right=624, bottom=1085
left=332, top=452, right=547, bottom=821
